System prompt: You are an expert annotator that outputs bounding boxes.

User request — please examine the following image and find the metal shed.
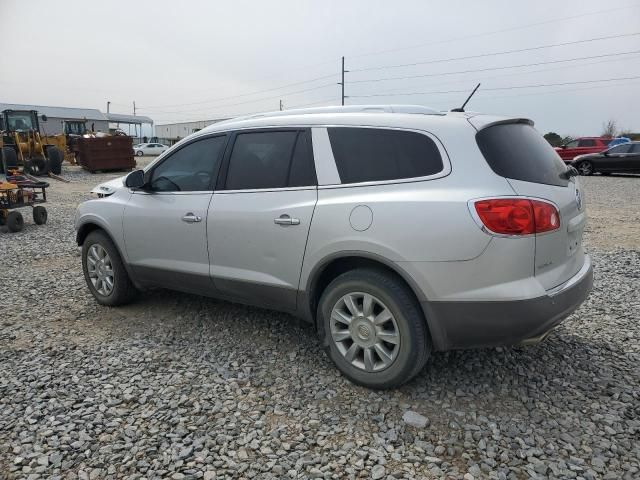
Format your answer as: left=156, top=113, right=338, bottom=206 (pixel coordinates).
left=0, top=103, right=109, bottom=136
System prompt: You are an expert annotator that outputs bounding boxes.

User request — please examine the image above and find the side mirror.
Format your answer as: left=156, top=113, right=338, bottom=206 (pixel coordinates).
left=561, top=145, right=567, bottom=149
left=41, top=114, right=48, bottom=122
left=125, top=169, right=146, bottom=188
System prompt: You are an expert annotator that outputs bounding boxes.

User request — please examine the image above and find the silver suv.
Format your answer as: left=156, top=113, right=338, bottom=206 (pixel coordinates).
left=75, top=105, right=593, bottom=388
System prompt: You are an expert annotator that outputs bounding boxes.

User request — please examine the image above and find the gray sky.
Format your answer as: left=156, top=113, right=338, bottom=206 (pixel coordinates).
left=2, top=0, right=639, bottom=136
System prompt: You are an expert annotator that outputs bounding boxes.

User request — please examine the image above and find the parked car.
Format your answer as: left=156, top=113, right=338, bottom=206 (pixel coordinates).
left=134, top=143, right=169, bottom=156
left=555, top=137, right=610, bottom=162
left=571, top=141, right=640, bottom=175
left=607, top=137, right=631, bottom=147
left=75, top=105, right=592, bottom=389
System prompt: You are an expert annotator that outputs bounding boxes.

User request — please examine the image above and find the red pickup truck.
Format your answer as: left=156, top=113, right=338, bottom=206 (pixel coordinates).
left=555, top=137, right=610, bottom=162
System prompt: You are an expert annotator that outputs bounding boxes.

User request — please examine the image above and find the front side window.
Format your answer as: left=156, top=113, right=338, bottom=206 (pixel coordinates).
left=149, top=135, right=226, bottom=192
left=327, top=127, right=444, bottom=184
left=631, top=144, right=640, bottom=153
left=564, top=140, right=578, bottom=148
left=578, top=139, right=596, bottom=147
left=225, top=130, right=316, bottom=190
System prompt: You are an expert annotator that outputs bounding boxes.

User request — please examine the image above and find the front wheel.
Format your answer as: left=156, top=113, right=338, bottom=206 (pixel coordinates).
left=318, top=269, right=431, bottom=389
left=82, top=230, right=138, bottom=306
left=577, top=161, right=593, bottom=176
left=136, top=150, right=143, bottom=156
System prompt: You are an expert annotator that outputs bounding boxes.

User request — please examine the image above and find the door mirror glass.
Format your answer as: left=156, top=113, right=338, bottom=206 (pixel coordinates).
left=125, top=169, right=146, bottom=188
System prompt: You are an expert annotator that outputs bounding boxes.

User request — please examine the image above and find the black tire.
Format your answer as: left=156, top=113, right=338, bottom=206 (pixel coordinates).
left=318, top=269, right=431, bottom=389
left=1, top=147, right=18, bottom=174
left=577, top=161, right=593, bottom=176
left=82, top=230, right=138, bottom=306
left=33, top=206, right=47, bottom=225
left=46, top=147, right=64, bottom=175
left=136, top=150, right=143, bottom=156
left=6, top=211, right=24, bottom=233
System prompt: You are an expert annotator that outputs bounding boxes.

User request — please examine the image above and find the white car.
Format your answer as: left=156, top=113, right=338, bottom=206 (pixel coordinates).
left=134, top=143, right=169, bottom=156
left=75, top=105, right=591, bottom=388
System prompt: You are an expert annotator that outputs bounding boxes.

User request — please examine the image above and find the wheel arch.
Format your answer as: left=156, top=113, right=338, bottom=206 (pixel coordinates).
left=76, top=221, right=141, bottom=289
left=301, top=252, right=434, bottom=345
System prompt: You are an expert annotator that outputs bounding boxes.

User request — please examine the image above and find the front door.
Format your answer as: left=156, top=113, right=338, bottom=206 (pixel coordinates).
left=123, top=134, right=227, bottom=294
left=207, top=129, right=317, bottom=310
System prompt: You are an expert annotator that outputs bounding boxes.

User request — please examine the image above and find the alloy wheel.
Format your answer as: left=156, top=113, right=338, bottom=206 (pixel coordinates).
left=87, top=244, right=115, bottom=296
left=330, top=292, right=400, bottom=372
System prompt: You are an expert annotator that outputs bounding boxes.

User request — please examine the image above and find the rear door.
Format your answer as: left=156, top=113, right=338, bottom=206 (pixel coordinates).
left=207, top=129, right=317, bottom=310
left=476, top=122, right=585, bottom=290
left=627, top=144, right=640, bottom=172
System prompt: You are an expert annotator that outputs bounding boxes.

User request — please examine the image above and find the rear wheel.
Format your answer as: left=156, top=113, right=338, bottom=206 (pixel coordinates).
left=577, top=161, right=593, bottom=176
left=7, top=211, right=24, bottom=232
left=46, top=147, right=64, bottom=175
left=82, top=230, right=138, bottom=306
left=318, top=269, right=431, bottom=389
left=32, top=206, right=47, bottom=225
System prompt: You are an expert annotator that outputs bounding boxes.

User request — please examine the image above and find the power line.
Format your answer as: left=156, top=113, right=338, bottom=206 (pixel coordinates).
left=349, top=32, right=640, bottom=73
left=348, top=50, right=640, bottom=84
left=138, top=82, right=336, bottom=115
left=140, top=73, right=338, bottom=110
left=348, top=75, right=640, bottom=98
left=347, top=3, right=640, bottom=60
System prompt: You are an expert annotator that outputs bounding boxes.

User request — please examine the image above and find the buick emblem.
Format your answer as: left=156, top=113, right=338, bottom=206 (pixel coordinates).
left=575, top=188, right=582, bottom=210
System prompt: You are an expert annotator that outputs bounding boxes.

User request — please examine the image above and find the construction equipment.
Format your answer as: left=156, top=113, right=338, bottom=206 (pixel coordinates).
left=0, top=109, right=64, bottom=176
left=0, top=175, right=49, bottom=233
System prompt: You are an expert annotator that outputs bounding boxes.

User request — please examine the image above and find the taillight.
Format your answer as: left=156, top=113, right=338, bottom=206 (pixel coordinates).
left=474, top=198, right=559, bottom=235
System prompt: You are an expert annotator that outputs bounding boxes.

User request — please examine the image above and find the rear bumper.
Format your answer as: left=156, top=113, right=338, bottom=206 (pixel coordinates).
left=422, top=255, right=593, bottom=351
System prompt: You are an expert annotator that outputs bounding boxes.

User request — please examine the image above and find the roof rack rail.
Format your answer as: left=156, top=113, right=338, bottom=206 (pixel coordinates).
left=230, top=104, right=444, bottom=122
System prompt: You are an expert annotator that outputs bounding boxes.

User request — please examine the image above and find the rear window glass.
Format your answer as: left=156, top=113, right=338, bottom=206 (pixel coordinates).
left=476, top=123, right=568, bottom=187
left=328, top=127, right=443, bottom=184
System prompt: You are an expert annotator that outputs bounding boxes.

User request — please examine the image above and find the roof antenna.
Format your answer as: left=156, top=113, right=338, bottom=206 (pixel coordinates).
left=451, top=83, right=481, bottom=112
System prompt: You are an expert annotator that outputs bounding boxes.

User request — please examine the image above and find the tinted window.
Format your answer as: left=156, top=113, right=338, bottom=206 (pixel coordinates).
left=150, top=136, right=226, bottom=192
left=578, top=139, right=596, bottom=147
left=288, top=131, right=317, bottom=187
left=476, top=123, right=568, bottom=187
left=225, top=131, right=298, bottom=190
left=608, top=144, right=631, bottom=154
left=328, top=127, right=443, bottom=184
left=630, top=144, right=640, bottom=153
left=564, top=140, right=578, bottom=148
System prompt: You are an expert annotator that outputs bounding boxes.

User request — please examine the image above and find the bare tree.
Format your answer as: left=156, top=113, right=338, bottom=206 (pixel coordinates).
left=601, top=119, right=618, bottom=138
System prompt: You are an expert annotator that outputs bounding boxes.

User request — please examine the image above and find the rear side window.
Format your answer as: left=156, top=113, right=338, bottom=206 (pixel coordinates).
left=327, top=127, right=443, bottom=184
left=578, top=139, right=596, bottom=147
left=476, top=123, right=568, bottom=187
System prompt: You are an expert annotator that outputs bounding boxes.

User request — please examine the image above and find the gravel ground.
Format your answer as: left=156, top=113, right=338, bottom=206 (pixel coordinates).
left=1, top=167, right=639, bottom=480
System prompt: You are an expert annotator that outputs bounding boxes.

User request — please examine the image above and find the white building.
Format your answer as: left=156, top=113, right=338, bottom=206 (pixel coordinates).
left=155, top=119, right=228, bottom=144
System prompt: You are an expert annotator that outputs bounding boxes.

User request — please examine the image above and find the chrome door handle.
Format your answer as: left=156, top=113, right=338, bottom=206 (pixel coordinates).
left=274, top=214, right=300, bottom=226
left=182, top=213, right=202, bottom=223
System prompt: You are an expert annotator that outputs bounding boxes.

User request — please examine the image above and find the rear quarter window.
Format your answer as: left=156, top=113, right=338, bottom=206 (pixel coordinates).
left=328, top=127, right=444, bottom=184
left=476, top=123, right=568, bottom=187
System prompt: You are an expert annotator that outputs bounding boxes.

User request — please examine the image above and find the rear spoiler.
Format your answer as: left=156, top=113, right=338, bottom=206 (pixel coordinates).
left=466, top=115, right=534, bottom=132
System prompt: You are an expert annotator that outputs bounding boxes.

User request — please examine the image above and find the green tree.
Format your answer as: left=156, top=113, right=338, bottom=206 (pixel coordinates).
left=543, top=132, right=563, bottom=147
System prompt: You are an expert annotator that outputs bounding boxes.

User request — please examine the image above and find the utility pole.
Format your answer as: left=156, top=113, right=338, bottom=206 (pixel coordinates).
left=338, top=56, right=347, bottom=105
left=133, top=101, right=136, bottom=116
left=107, top=101, right=110, bottom=113
left=279, top=99, right=284, bottom=111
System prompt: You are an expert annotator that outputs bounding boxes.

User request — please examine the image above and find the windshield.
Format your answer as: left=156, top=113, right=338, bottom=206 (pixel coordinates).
left=65, top=122, right=87, bottom=135
left=6, top=112, right=35, bottom=131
